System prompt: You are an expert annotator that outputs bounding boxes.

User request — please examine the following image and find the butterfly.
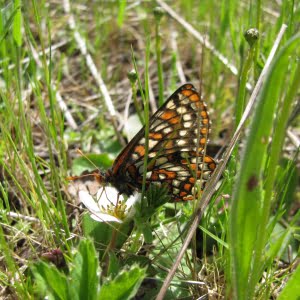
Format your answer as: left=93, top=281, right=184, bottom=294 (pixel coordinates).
left=73, top=83, right=216, bottom=202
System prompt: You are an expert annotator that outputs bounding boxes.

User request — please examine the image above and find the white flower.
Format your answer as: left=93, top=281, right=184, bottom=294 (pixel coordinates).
left=79, top=187, right=139, bottom=223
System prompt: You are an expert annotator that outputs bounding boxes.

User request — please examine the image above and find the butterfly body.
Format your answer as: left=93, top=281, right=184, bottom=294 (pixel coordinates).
left=91, top=83, right=216, bottom=202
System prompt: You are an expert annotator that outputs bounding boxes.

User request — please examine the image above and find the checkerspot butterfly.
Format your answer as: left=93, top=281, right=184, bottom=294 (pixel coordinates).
left=72, top=83, right=216, bottom=202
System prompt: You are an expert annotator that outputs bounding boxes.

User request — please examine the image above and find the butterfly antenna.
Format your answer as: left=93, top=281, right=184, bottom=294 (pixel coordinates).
left=66, top=149, right=102, bottom=181
left=77, top=149, right=100, bottom=170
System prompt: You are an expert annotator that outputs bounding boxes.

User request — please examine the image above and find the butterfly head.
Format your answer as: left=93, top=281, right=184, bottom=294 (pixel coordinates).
left=92, top=169, right=109, bottom=184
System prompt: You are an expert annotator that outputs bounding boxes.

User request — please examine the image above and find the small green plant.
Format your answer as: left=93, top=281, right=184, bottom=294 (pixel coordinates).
left=31, top=239, right=146, bottom=300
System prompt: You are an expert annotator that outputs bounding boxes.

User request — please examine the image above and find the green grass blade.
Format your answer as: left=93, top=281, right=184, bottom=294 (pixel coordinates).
left=12, top=0, right=22, bottom=46
left=277, top=263, right=300, bottom=300
left=229, top=33, right=300, bottom=299
left=117, top=0, right=127, bottom=27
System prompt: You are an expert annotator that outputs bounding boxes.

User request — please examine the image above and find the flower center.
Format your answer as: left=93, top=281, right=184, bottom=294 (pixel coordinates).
left=101, top=199, right=129, bottom=220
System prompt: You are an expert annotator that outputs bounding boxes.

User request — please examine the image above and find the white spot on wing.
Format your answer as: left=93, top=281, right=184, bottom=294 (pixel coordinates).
left=203, top=171, right=211, bottom=180
left=161, top=163, right=175, bottom=169
left=163, top=127, right=172, bottom=134
left=191, top=103, right=199, bottom=110
left=179, top=130, right=187, bottom=137
left=148, top=152, right=157, bottom=158
left=173, top=188, right=180, bottom=194
left=177, top=140, right=186, bottom=146
left=158, top=173, right=167, bottom=180
left=166, top=166, right=184, bottom=172
left=181, top=98, right=189, bottom=105
left=193, top=138, right=199, bottom=145
left=131, top=153, right=139, bottom=160
left=177, top=107, right=187, bottom=114
left=183, top=121, right=193, bottom=128
left=166, top=100, right=175, bottom=109
left=154, top=123, right=166, bottom=131
left=149, top=139, right=158, bottom=148
left=190, top=157, right=198, bottom=164
left=156, top=157, right=168, bottom=165
left=198, top=163, right=204, bottom=169
left=177, top=171, right=190, bottom=177
left=183, top=114, right=192, bottom=121
left=173, top=180, right=181, bottom=187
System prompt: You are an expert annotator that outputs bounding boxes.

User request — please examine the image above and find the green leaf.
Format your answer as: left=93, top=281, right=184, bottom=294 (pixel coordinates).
left=98, top=265, right=146, bottom=300
left=71, top=154, right=113, bottom=175
left=0, top=3, right=18, bottom=45
left=229, top=33, right=300, bottom=299
left=141, top=223, right=153, bottom=244
left=13, top=0, right=22, bottom=46
left=31, top=261, right=69, bottom=300
left=266, top=222, right=295, bottom=263
left=117, top=0, right=127, bottom=27
left=70, top=239, right=100, bottom=300
left=145, top=183, right=170, bottom=209
left=107, top=252, right=120, bottom=279
left=199, top=225, right=228, bottom=249
left=83, top=214, right=133, bottom=255
left=276, top=158, right=298, bottom=216
left=277, top=263, right=300, bottom=300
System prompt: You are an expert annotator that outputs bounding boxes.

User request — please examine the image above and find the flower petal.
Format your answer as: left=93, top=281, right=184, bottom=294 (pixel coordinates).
left=126, top=192, right=140, bottom=209
left=90, top=212, right=122, bottom=223
left=79, top=187, right=139, bottom=223
left=124, top=193, right=140, bottom=219
left=79, top=191, right=100, bottom=213
left=96, top=187, right=123, bottom=206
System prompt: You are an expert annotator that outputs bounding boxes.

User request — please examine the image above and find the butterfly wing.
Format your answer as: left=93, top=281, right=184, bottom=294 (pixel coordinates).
left=110, top=83, right=216, bottom=201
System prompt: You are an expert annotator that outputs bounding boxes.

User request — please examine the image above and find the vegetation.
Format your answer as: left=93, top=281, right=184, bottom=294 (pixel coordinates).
left=0, top=1, right=299, bottom=299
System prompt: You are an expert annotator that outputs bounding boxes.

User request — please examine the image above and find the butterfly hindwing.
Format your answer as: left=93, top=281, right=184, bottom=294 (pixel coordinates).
left=109, top=83, right=216, bottom=201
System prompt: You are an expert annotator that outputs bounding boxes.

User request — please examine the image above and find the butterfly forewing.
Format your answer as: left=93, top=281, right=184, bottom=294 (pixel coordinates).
left=109, top=83, right=216, bottom=201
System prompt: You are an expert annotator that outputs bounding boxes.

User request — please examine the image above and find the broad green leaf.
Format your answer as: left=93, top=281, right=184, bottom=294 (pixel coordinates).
left=70, top=239, right=100, bottom=300
left=107, top=252, right=120, bottom=279
left=31, top=261, right=69, bottom=300
left=83, top=215, right=133, bottom=256
left=71, top=154, right=113, bottom=175
left=98, top=265, right=146, bottom=300
left=277, top=263, right=300, bottom=300
left=266, top=223, right=295, bottom=263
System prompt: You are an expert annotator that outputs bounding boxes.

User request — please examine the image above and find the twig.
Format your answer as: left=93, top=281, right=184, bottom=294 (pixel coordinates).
left=4, top=211, right=40, bottom=223
left=28, top=43, right=78, bottom=130
left=155, top=24, right=288, bottom=300
left=63, top=0, right=126, bottom=145
left=156, top=0, right=252, bottom=91
left=148, top=77, right=157, bottom=113
left=0, top=39, right=70, bottom=75
left=170, top=31, right=186, bottom=84
left=55, top=91, right=78, bottom=130
left=287, top=129, right=300, bottom=148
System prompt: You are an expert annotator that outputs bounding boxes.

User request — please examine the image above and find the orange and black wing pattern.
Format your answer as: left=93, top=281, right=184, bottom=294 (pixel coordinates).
left=109, top=83, right=216, bottom=201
